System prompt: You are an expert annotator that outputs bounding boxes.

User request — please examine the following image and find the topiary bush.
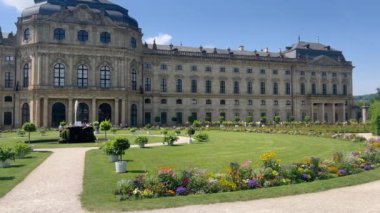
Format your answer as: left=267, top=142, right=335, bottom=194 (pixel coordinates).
left=113, top=137, right=130, bottom=161
left=22, top=122, right=37, bottom=144
left=100, top=120, right=112, bottom=140
left=194, top=132, right=209, bottom=142
left=135, top=136, right=149, bottom=148
left=163, top=134, right=179, bottom=146
left=13, top=143, right=33, bottom=159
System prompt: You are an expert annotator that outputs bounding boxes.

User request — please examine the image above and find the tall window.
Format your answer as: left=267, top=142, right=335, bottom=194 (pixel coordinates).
left=205, top=80, right=212, bottom=93
left=343, top=84, right=347, bottom=95
left=273, top=82, right=278, bottom=95
left=4, top=112, right=12, bottom=125
left=160, top=78, right=167, bottom=92
left=100, top=66, right=111, bottom=88
left=100, top=32, right=111, bottom=44
left=220, top=81, right=226, bottom=94
left=260, top=82, right=266, bottom=95
left=131, top=69, right=137, bottom=91
left=300, top=83, right=305, bottom=95
left=23, top=63, right=29, bottom=88
left=286, top=82, right=291, bottom=95
left=247, top=81, right=253, bottom=94
left=176, top=79, right=183, bottom=92
left=161, top=112, right=167, bottom=124
left=130, top=37, right=137, bottom=48
left=54, top=63, right=65, bottom=87
left=191, top=79, right=197, bottom=93
left=234, top=81, right=240, bottom=94
left=21, top=103, right=30, bottom=124
left=322, top=84, right=327, bottom=95
left=77, top=30, right=88, bottom=42
left=77, top=65, right=88, bottom=88
left=24, top=28, right=30, bottom=41
left=311, top=84, right=316, bottom=95
left=145, top=78, right=151, bottom=91
left=333, top=84, right=337, bottom=95
left=5, top=72, right=12, bottom=88
left=54, top=28, right=65, bottom=41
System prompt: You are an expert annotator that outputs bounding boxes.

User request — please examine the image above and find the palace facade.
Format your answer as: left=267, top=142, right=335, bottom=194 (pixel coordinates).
left=0, top=0, right=354, bottom=128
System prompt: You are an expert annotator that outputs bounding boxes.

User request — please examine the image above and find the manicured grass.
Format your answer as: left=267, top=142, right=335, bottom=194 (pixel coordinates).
left=0, top=151, right=51, bottom=198
left=82, top=131, right=368, bottom=212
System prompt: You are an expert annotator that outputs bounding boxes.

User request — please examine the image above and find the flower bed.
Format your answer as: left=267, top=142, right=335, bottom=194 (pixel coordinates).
left=115, top=141, right=380, bottom=201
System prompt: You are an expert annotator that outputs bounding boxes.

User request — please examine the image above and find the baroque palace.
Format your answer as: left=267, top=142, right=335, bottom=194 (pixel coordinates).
left=0, top=0, right=353, bottom=128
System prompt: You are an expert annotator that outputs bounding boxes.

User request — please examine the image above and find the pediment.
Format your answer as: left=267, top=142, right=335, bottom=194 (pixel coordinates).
left=309, top=55, right=340, bottom=66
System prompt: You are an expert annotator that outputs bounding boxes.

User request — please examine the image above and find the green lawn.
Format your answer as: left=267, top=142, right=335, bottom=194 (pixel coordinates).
left=0, top=151, right=51, bottom=198
left=82, top=131, right=368, bottom=212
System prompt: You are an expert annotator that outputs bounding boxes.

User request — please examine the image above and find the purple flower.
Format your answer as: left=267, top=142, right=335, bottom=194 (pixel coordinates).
left=176, top=186, right=187, bottom=195
left=363, top=164, right=373, bottom=171
left=300, top=173, right=310, bottom=181
left=133, top=180, right=140, bottom=187
left=339, top=169, right=348, bottom=176
left=247, top=179, right=257, bottom=189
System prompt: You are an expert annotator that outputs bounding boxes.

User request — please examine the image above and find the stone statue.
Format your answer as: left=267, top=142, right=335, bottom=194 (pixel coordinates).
left=74, top=100, right=81, bottom=126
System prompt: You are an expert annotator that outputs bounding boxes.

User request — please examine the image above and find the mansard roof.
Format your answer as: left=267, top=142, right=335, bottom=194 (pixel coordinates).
left=22, top=0, right=138, bottom=28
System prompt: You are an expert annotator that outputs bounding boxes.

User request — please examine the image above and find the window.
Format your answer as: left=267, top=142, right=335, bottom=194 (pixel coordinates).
left=233, top=81, right=240, bottom=94
left=285, top=70, right=290, bottom=75
left=234, top=100, right=240, bottom=106
left=4, top=112, right=12, bottom=125
left=206, top=99, right=212, bottom=105
left=247, top=81, right=253, bottom=94
left=131, top=69, right=137, bottom=91
left=205, top=113, right=212, bottom=122
left=247, top=68, right=253, bottom=73
left=205, top=66, right=212, bottom=72
left=260, top=82, right=266, bottom=95
left=23, top=64, right=29, bottom=88
left=176, top=99, right=183, bottom=105
left=220, top=81, right=226, bottom=94
left=300, top=83, right=305, bottom=95
left=191, top=65, right=197, bottom=71
left=191, top=112, right=198, bottom=121
left=205, top=80, right=212, bottom=93
left=161, top=112, right=167, bottom=124
left=143, top=63, right=151, bottom=70
left=77, top=65, right=88, bottom=88
left=286, top=100, right=291, bottom=106
left=322, top=72, right=327, bottom=77
left=160, top=78, right=167, bottom=92
left=261, top=100, right=266, bottom=106
left=54, top=63, right=65, bottom=87
left=274, top=100, right=279, bottom=106
left=24, top=28, right=30, bottom=41
left=343, top=85, right=347, bottom=95
left=192, top=99, right=197, bottom=105
left=144, top=78, right=151, bottom=92
left=161, top=99, right=167, bottom=104
left=176, top=112, right=183, bottom=124
left=160, top=64, right=167, bottom=70
left=4, top=96, right=12, bottom=102
left=300, top=71, right=305, bottom=76
left=176, top=79, right=183, bottom=92
left=191, top=80, right=197, bottom=93
left=343, top=73, right=348, bottom=78
left=332, top=72, right=337, bottom=77
left=333, top=84, right=337, bottom=95
left=248, top=100, right=253, bottom=105
left=176, top=65, right=183, bottom=71
left=322, top=84, right=327, bottom=95
left=220, top=67, right=225, bottom=72
left=100, top=66, right=110, bottom=88
left=220, top=112, right=226, bottom=121
left=5, top=56, right=14, bottom=62
left=220, top=100, right=226, bottom=105
left=130, top=37, right=137, bottom=48
left=311, top=72, right=316, bottom=76
left=273, top=82, right=278, bottom=95
left=4, top=72, right=12, bottom=88
left=100, top=32, right=111, bottom=44
left=54, top=28, right=65, bottom=41
left=145, top=99, right=151, bottom=104
left=234, top=68, right=239, bottom=73
left=260, top=69, right=266, bottom=74
left=273, top=70, right=278, bottom=75
left=286, top=83, right=291, bottom=95
left=77, top=30, right=88, bottom=42
left=311, top=84, right=316, bottom=95
left=22, top=103, right=30, bottom=124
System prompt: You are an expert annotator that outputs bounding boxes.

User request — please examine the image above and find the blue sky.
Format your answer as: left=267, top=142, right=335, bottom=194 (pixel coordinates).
left=0, top=0, right=379, bottom=95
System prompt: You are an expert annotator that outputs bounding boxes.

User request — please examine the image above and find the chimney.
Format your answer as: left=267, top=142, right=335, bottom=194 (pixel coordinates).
left=239, top=45, right=245, bottom=51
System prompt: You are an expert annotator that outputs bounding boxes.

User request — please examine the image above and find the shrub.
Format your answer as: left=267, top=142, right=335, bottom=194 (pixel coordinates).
left=13, top=143, right=33, bottom=159
left=163, top=134, right=179, bottom=146
left=192, top=120, right=201, bottom=128
left=113, top=137, right=130, bottom=161
left=60, top=121, right=67, bottom=127
left=17, top=129, right=26, bottom=137
left=22, top=122, right=37, bottom=144
left=135, top=136, right=149, bottom=148
left=160, top=128, right=168, bottom=135
left=0, top=146, right=15, bottom=163
left=99, top=141, right=116, bottom=156
left=175, top=128, right=182, bottom=135
left=130, top=128, right=137, bottom=134
left=187, top=128, right=196, bottom=137
left=100, top=120, right=112, bottom=139
left=194, top=132, right=209, bottom=142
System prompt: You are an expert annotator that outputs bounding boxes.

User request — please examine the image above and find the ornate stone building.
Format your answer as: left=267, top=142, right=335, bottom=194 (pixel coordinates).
left=0, top=0, right=354, bottom=128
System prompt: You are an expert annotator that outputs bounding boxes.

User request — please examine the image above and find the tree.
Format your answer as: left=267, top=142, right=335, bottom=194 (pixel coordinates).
left=113, top=137, right=130, bottom=161
left=22, top=122, right=37, bottom=144
left=100, top=120, right=112, bottom=140
left=245, top=116, right=253, bottom=123
left=187, top=127, right=196, bottom=143
left=370, top=101, right=380, bottom=136
left=273, top=116, right=281, bottom=125
left=187, top=115, right=195, bottom=124
left=154, top=116, right=161, bottom=125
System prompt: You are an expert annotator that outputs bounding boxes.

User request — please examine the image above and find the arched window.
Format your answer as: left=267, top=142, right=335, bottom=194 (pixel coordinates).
left=130, top=37, right=137, bottom=48
left=77, top=30, right=88, bottom=42
left=100, top=66, right=111, bottom=88
left=22, top=103, right=30, bottom=124
left=100, top=32, right=111, bottom=44
left=52, top=103, right=66, bottom=127
left=131, top=104, right=138, bottom=126
left=77, top=65, right=88, bottom=88
left=23, top=63, right=29, bottom=88
left=54, top=28, right=65, bottom=41
left=54, top=63, right=65, bottom=87
left=176, top=79, right=182, bottom=92
left=24, top=28, right=30, bottom=41
left=98, top=103, right=112, bottom=122
left=77, top=103, right=89, bottom=123
left=131, top=69, right=137, bottom=91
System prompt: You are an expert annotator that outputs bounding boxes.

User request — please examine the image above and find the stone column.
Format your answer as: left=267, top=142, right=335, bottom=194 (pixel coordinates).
left=322, top=103, right=325, bottom=123
left=121, top=99, right=126, bottom=126
left=311, top=102, right=314, bottom=122
left=68, top=98, right=73, bottom=124
left=14, top=94, right=20, bottom=127
left=114, top=98, right=119, bottom=125
left=343, top=103, right=346, bottom=122
left=331, top=103, right=336, bottom=123
left=92, top=98, right=97, bottom=122
left=0, top=95, right=3, bottom=126
left=43, top=98, right=49, bottom=128
left=361, top=106, right=369, bottom=124
left=35, top=98, right=40, bottom=127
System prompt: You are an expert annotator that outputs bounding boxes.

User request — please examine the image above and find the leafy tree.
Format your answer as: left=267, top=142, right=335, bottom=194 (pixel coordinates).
left=245, top=116, right=253, bottom=123
left=113, top=137, right=130, bottom=161
left=187, top=115, right=196, bottom=124
left=273, top=116, right=281, bottom=125
left=100, top=120, right=112, bottom=140
left=22, top=122, right=37, bottom=144
left=370, top=101, right=380, bottom=135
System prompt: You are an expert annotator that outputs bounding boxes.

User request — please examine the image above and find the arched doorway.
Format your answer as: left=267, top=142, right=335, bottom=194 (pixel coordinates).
left=21, top=103, right=30, bottom=124
left=98, top=103, right=111, bottom=122
left=131, top=104, right=138, bottom=127
left=52, top=102, right=66, bottom=127
left=77, top=103, right=89, bottom=124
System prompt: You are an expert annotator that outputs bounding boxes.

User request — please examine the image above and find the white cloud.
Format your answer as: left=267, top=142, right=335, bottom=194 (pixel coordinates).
left=1, top=0, right=34, bottom=12
left=144, top=33, right=173, bottom=45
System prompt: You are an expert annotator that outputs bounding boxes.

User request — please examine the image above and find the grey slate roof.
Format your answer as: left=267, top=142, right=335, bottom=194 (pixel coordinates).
left=286, top=41, right=338, bottom=52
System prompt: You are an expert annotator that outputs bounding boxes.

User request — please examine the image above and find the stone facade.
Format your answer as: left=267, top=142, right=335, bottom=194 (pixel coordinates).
left=0, top=0, right=354, bottom=128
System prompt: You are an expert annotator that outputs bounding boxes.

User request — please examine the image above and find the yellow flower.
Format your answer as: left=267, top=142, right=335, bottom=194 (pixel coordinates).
left=260, top=151, right=277, bottom=161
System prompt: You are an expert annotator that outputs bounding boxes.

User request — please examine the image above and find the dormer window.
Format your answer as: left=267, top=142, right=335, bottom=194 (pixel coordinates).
left=24, top=28, right=30, bottom=41
left=100, top=32, right=111, bottom=44
left=54, top=28, right=65, bottom=41
left=78, top=30, right=88, bottom=42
